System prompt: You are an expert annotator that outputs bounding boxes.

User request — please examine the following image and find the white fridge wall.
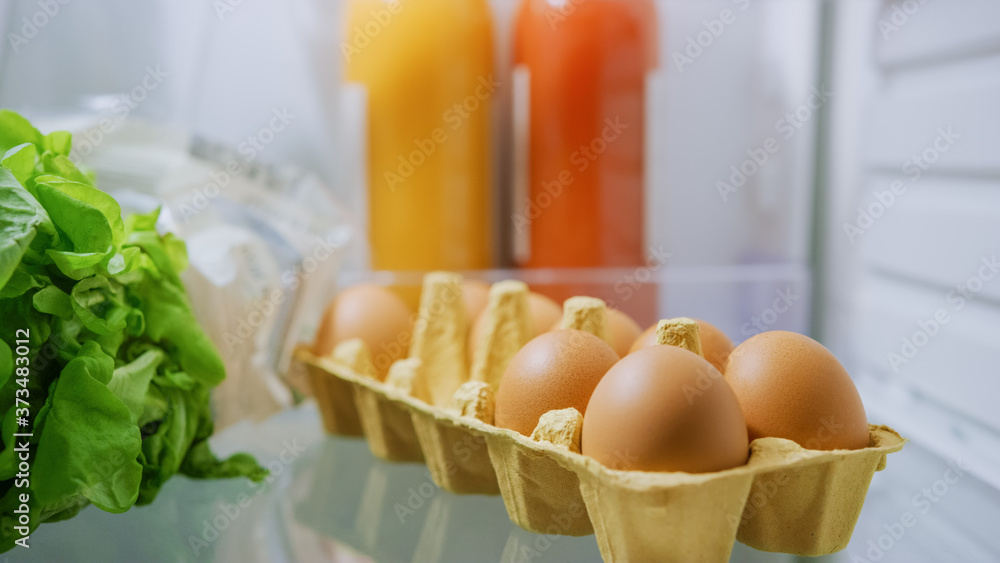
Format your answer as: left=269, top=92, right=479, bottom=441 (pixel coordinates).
left=820, top=1, right=1000, bottom=560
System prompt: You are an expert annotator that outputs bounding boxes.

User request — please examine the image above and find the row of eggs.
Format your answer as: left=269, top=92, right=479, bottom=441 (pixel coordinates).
left=314, top=282, right=869, bottom=474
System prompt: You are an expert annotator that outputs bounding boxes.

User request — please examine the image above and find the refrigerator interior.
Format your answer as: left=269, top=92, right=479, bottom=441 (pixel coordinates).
left=0, top=0, right=998, bottom=561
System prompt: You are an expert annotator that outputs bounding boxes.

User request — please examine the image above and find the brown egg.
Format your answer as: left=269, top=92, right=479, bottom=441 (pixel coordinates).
left=583, top=346, right=749, bottom=473
left=725, top=331, right=869, bottom=450
left=461, top=280, right=491, bottom=325
left=548, top=308, right=641, bottom=358
left=629, top=324, right=657, bottom=353
left=495, top=330, right=619, bottom=436
left=468, top=291, right=562, bottom=363
left=527, top=292, right=562, bottom=335
left=629, top=319, right=733, bottom=373
left=607, top=309, right=643, bottom=357
left=313, top=284, right=412, bottom=380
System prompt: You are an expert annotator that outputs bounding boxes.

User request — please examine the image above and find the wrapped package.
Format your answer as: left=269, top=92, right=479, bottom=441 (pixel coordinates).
left=80, top=120, right=353, bottom=428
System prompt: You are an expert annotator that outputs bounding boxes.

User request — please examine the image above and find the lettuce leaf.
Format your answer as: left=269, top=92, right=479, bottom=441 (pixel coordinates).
left=0, top=111, right=265, bottom=552
left=33, top=342, right=143, bottom=513
left=0, top=168, right=54, bottom=288
left=2, top=143, right=37, bottom=185
left=0, top=110, right=43, bottom=153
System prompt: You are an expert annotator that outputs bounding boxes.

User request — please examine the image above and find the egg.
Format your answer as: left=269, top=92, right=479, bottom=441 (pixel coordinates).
left=527, top=292, right=563, bottom=335
left=468, top=291, right=562, bottom=363
left=629, top=318, right=733, bottom=373
left=461, top=280, right=491, bottom=325
left=628, top=324, right=657, bottom=354
left=606, top=309, right=643, bottom=357
left=550, top=307, right=641, bottom=358
left=582, top=345, right=749, bottom=473
left=724, top=331, right=869, bottom=450
left=313, top=284, right=412, bottom=380
left=495, top=330, right=619, bottom=436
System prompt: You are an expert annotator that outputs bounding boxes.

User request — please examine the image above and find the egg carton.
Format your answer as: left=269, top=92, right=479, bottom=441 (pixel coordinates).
left=306, top=357, right=364, bottom=436
left=294, top=272, right=905, bottom=561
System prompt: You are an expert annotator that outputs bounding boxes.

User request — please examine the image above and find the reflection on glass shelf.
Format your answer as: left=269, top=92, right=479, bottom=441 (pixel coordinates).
left=15, top=404, right=792, bottom=563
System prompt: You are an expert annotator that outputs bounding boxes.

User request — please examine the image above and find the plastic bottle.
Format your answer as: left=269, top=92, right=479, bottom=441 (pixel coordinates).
left=512, top=0, right=659, bottom=324
left=344, top=0, right=495, bottom=273
left=513, top=0, right=657, bottom=268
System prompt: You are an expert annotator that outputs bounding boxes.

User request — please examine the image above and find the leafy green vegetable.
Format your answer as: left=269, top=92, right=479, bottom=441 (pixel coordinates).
left=108, top=349, right=162, bottom=425
left=31, top=286, right=73, bottom=320
left=0, top=168, right=54, bottom=288
left=0, top=111, right=265, bottom=551
left=0, top=110, right=43, bottom=153
left=2, top=144, right=37, bottom=185
left=33, top=341, right=143, bottom=513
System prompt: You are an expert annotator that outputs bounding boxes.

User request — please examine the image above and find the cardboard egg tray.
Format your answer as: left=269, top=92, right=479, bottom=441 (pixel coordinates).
left=296, top=273, right=905, bottom=562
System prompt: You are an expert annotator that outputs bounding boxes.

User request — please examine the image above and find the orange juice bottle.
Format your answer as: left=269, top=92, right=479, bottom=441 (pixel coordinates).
left=344, top=0, right=495, bottom=274
left=513, top=0, right=657, bottom=268
left=512, top=0, right=659, bottom=324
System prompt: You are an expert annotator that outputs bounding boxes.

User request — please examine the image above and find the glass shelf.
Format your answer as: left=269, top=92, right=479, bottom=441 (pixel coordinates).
left=13, top=403, right=793, bottom=563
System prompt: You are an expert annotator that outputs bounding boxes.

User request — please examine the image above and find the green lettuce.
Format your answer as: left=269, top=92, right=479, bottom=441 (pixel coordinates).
left=0, top=110, right=266, bottom=551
